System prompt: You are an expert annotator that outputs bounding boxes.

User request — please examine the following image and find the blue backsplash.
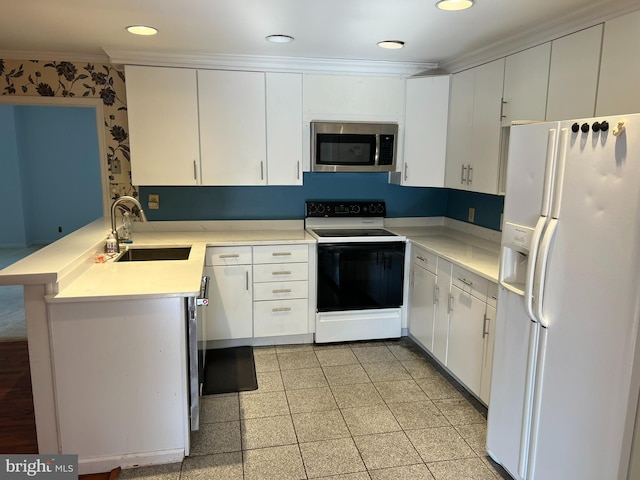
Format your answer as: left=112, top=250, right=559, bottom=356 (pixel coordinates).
left=139, top=173, right=504, bottom=231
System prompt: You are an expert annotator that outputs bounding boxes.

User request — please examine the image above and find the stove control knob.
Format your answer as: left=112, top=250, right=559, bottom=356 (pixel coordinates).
left=317, top=204, right=325, bottom=215
left=376, top=204, right=384, bottom=214
left=307, top=204, right=317, bottom=215
left=350, top=205, right=361, bottom=214
left=368, top=204, right=377, bottom=215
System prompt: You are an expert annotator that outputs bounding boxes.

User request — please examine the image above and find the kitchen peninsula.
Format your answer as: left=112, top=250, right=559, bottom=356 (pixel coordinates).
left=0, top=216, right=499, bottom=474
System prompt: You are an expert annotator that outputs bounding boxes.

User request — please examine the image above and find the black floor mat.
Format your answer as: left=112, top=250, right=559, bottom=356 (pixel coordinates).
left=203, top=346, right=258, bottom=395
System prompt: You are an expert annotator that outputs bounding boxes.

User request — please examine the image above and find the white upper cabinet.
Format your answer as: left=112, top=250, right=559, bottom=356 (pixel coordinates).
left=445, top=58, right=505, bottom=195
left=126, top=66, right=201, bottom=186
left=546, top=25, right=603, bottom=121
left=501, top=43, right=551, bottom=126
left=266, top=73, right=303, bottom=185
left=303, top=74, right=404, bottom=119
left=198, top=70, right=267, bottom=186
left=394, top=75, right=450, bottom=187
left=596, top=9, right=640, bottom=116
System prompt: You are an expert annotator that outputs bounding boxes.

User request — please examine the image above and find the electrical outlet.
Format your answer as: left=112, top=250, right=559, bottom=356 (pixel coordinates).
left=468, top=207, right=475, bottom=223
left=148, top=194, right=160, bottom=210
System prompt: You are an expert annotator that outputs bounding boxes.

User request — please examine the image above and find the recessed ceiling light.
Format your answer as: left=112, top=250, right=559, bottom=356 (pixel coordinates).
left=266, top=34, right=294, bottom=43
left=126, top=25, right=159, bottom=36
left=436, top=0, right=474, bottom=11
left=377, top=40, right=405, bottom=50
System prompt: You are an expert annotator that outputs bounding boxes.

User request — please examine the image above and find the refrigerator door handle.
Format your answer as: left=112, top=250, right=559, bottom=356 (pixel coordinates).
left=550, top=128, right=569, bottom=220
left=533, top=218, right=558, bottom=328
left=540, top=128, right=558, bottom=217
left=525, top=216, right=547, bottom=322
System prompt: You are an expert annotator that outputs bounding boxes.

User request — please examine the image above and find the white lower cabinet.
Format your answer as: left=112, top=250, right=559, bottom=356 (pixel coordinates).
left=407, top=243, right=498, bottom=405
left=204, top=246, right=253, bottom=340
left=447, top=283, right=487, bottom=396
left=433, top=259, right=452, bottom=365
left=253, top=244, right=309, bottom=337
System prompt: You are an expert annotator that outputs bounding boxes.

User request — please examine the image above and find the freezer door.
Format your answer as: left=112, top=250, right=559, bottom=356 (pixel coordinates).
left=502, top=122, right=560, bottom=230
left=486, top=287, right=539, bottom=480
left=528, top=114, right=640, bottom=480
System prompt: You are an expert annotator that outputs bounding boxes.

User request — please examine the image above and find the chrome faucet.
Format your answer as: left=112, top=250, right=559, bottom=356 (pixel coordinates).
left=110, top=196, right=148, bottom=252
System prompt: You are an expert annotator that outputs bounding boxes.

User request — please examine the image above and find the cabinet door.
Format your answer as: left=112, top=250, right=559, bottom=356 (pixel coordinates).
left=480, top=303, right=497, bottom=404
left=303, top=74, right=404, bottom=119
left=266, top=73, right=303, bottom=185
left=470, top=58, right=506, bottom=194
left=198, top=70, right=267, bottom=185
left=408, top=263, right=437, bottom=351
left=546, top=25, right=603, bottom=121
left=433, top=259, right=452, bottom=364
left=401, top=75, right=450, bottom=187
left=596, top=10, right=640, bottom=116
left=125, top=66, right=200, bottom=186
left=205, top=265, right=253, bottom=340
left=447, top=285, right=486, bottom=396
left=502, top=43, right=551, bottom=126
left=444, top=68, right=474, bottom=190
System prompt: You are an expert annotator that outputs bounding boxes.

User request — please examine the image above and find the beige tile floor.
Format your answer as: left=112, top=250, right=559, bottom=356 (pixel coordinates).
left=120, top=339, right=512, bottom=480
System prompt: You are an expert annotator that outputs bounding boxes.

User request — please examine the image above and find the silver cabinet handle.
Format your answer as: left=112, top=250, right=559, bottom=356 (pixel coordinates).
left=458, top=277, right=473, bottom=287
left=272, top=252, right=292, bottom=256
left=220, top=253, right=240, bottom=258
left=272, top=271, right=292, bottom=275
left=416, top=255, right=427, bottom=262
left=404, top=163, right=408, bottom=181
left=467, top=165, right=473, bottom=185
left=448, top=293, right=454, bottom=314
left=461, top=165, right=467, bottom=184
left=193, top=160, right=198, bottom=181
left=482, top=313, right=490, bottom=338
left=297, top=161, right=300, bottom=180
left=246, top=271, right=249, bottom=290
left=500, top=98, right=507, bottom=120
left=272, top=307, right=292, bottom=313
left=260, top=161, right=264, bottom=180
left=272, top=289, right=292, bottom=294
left=434, top=285, right=439, bottom=305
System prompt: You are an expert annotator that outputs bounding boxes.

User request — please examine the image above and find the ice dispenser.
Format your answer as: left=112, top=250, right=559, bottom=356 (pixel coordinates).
left=500, top=222, right=534, bottom=295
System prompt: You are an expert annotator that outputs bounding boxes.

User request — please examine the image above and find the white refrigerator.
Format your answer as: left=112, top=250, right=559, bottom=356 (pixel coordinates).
left=486, top=114, right=640, bottom=480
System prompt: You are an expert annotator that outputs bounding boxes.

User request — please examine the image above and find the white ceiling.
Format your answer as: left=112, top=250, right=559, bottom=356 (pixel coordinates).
left=1, top=0, right=638, bottom=72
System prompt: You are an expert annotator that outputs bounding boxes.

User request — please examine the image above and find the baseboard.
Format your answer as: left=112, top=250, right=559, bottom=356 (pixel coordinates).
left=78, top=449, right=184, bottom=475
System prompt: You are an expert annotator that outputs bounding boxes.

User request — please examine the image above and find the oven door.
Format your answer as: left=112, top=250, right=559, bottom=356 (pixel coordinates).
left=317, top=242, right=405, bottom=312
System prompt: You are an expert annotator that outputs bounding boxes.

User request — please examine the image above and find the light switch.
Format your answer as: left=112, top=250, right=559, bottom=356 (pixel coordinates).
left=148, top=194, right=159, bottom=210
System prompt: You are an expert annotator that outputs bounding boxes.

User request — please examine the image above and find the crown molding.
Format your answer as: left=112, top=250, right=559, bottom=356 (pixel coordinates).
left=103, top=49, right=437, bottom=77
left=0, top=50, right=111, bottom=64
left=439, top=1, right=640, bottom=73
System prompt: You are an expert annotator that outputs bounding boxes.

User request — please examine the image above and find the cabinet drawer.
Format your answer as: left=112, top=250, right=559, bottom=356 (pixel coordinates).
left=253, top=244, right=308, bottom=264
left=206, top=246, right=252, bottom=266
left=254, top=281, right=308, bottom=301
left=487, top=282, right=498, bottom=308
left=254, top=299, right=309, bottom=337
left=253, top=262, right=308, bottom=282
left=452, top=265, right=488, bottom=302
left=411, top=246, right=437, bottom=274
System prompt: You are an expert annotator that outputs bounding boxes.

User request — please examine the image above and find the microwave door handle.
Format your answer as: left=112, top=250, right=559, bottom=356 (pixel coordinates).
left=375, top=133, right=380, bottom=166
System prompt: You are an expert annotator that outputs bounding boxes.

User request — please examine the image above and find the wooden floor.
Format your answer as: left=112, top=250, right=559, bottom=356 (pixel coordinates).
left=0, top=340, right=118, bottom=479
left=0, top=340, right=38, bottom=454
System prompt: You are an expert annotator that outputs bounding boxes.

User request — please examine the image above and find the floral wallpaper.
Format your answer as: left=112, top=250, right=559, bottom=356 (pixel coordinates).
left=0, top=58, right=135, bottom=200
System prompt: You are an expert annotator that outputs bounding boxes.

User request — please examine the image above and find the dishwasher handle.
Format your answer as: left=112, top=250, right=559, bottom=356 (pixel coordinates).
left=196, top=275, right=210, bottom=306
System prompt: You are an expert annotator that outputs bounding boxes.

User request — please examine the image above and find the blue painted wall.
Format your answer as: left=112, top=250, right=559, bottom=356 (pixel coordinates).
left=140, top=173, right=505, bottom=231
left=12, top=105, right=102, bottom=245
left=0, top=106, right=28, bottom=247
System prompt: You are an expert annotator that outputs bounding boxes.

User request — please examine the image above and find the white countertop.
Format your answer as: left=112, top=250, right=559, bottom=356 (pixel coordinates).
left=0, top=218, right=315, bottom=302
left=387, top=226, right=500, bottom=282
left=0, top=217, right=499, bottom=301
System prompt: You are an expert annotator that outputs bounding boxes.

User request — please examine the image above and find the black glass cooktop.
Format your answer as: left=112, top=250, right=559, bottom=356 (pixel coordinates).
left=312, top=228, right=397, bottom=237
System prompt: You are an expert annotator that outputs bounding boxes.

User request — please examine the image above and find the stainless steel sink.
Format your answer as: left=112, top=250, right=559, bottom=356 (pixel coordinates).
left=115, top=247, right=191, bottom=262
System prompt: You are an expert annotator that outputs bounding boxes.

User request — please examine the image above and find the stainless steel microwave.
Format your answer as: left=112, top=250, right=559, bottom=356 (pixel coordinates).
left=311, top=121, right=398, bottom=173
